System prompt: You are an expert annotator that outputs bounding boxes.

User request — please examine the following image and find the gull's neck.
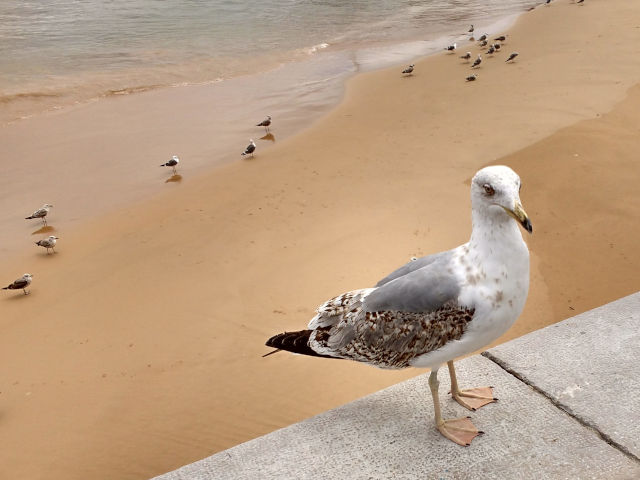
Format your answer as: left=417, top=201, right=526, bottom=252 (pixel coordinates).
left=467, top=207, right=528, bottom=267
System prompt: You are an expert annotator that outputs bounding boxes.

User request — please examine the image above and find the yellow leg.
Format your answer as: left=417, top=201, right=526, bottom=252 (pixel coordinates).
left=429, top=369, right=483, bottom=446
left=448, top=361, right=497, bottom=411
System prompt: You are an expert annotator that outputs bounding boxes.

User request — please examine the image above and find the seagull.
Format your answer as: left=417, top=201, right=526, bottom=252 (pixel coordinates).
left=256, top=115, right=272, bottom=132
left=506, top=52, right=519, bottom=63
left=460, top=52, right=472, bottom=62
left=265, top=166, right=532, bottom=446
left=444, top=43, right=457, bottom=52
left=25, top=204, right=53, bottom=225
left=471, top=54, right=482, bottom=68
left=466, top=74, right=478, bottom=82
left=477, top=34, right=488, bottom=42
left=3, top=273, right=33, bottom=295
left=545, top=0, right=552, bottom=5
left=160, top=155, right=180, bottom=174
left=576, top=0, right=584, bottom=3
left=478, top=40, right=488, bottom=47
left=468, top=25, right=474, bottom=34
left=402, top=64, right=415, bottom=75
left=242, top=139, right=256, bottom=157
left=487, top=45, right=495, bottom=55
left=493, top=43, right=501, bottom=51
left=494, top=35, right=507, bottom=42
left=35, top=235, right=59, bottom=254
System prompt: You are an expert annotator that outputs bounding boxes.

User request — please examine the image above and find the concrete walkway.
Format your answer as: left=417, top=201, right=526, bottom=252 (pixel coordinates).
left=154, top=292, right=640, bottom=479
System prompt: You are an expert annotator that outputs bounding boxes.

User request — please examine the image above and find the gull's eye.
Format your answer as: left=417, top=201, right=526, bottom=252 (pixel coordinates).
left=483, top=184, right=495, bottom=196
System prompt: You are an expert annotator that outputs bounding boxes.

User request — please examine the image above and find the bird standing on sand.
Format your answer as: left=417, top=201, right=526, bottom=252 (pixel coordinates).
left=487, top=45, right=495, bottom=55
left=493, top=43, right=501, bottom=51
left=3, top=273, right=33, bottom=295
left=506, top=52, right=519, bottom=63
left=466, top=74, right=477, bottom=82
left=494, top=35, right=507, bottom=42
left=402, top=64, right=415, bottom=75
left=265, top=166, right=532, bottom=446
left=160, top=155, right=180, bottom=174
left=468, top=25, right=474, bottom=34
left=25, top=204, right=53, bottom=225
left=478, top=40, right=488, bottom=47
left=242, top=139, right=256, bottom=157
left=471, top=54, right=482, bottom=68
left=35, top=235, right=59, bottom=254
left=477, top=34, right=488, bottom=42
left=460, top=52, right=471, bottom=62
left=256, top=115, right=272, bottom=132
left=444, top=43, right=457, bottom=52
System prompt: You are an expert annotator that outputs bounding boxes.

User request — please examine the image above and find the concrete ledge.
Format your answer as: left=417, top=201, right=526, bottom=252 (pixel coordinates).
left=486, top=291, right=640, bottom=459
left=154, top=293, right=640, bottom=479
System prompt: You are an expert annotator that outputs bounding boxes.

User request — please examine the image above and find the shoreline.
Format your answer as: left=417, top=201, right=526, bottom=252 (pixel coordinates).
left=2, top=1, right=640, bottom=479
left=0, top=6, right=529, bottom=258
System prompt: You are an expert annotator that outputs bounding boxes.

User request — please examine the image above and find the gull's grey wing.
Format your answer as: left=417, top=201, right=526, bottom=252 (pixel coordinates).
left=10, top=279, right=29, bottom=289
left=376, top=250, right=454, bottom=287
left=368, top=252, right=460, bottom=312
left=308, top=259, right=469, bottom=368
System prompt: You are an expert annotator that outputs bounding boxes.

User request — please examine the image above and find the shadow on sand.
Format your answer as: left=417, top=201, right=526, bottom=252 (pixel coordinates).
left=165, top=174, right=183, bottom=183
left=260, top=133, right=275, bottom=142
left=31, top=225, right=55, bottom=236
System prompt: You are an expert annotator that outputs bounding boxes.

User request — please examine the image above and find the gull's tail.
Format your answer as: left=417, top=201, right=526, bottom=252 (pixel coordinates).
left=264, top=330, right=336, bottom=359
left=25, top=215, right=34, bottom=219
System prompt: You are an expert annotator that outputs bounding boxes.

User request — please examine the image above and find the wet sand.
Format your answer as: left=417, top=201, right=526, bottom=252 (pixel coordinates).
left=2, top=1, right=640, bottom=479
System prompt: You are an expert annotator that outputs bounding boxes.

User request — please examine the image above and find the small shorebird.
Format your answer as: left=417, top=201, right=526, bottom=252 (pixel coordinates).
left=160, top=155, right=180, bottom=174
left=471, top=54, right=482, bottom=68
left=487, top=45, right=495, bottom=55
left=478, top=40, right=488, bottom=47
left=402, top=64, right=415, bottom=75
left=477, top=34, right=488, bottom=42
left=3, top=273, right=33, bottom=295
left=25, top=204, right=53, bottom=225
left=468, top=25, right=474, bottom=34
left=242, top=139, right=256, bottom=157
left=265, top=166, right=532, bottom=446
left=444, top=43, right=457, bottom=52
left=466, top=74, right=478, bottom=82
left=506, top=52, right=519, bottom=63
left=493, top=43, right=501, bottom=51
left=35, top=235, right=59, bottom=254
left=460, top=52, right=472, bottom=62
left=494, top=35, right=507, bottom=42
left=256, top=115, right=271, bottom=132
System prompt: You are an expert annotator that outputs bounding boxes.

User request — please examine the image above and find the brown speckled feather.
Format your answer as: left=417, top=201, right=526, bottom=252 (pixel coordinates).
left=310, top=300, right=474, bottom=369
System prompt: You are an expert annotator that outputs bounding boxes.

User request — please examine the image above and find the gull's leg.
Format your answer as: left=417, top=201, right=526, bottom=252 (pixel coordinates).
left=448, top=360, right=497, bottom=411
left=429, top=369, right=483, bottom=446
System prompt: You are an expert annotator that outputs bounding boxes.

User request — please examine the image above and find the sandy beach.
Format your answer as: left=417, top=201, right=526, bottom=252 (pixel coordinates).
left=2, top=1, right=640, bottom=479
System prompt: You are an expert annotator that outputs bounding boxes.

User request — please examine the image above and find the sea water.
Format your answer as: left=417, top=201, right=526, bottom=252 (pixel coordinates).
left=1, top=0, right=538, bottom=126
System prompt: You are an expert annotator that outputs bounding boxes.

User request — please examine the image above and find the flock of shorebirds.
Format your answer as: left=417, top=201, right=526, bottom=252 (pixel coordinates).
left=402, top=26, right=518, bottom=83
left=3, top=116, right=274, bottom=296
left=3, top=204, right=56, bottom=295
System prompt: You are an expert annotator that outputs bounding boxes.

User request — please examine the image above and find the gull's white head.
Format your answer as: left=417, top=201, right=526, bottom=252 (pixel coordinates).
left=172, top=155, right=179, bottom=162
left=48, top=235, right=58, bottom=240
left=43, top=204, right=53, bottom=208
left=23, top=273, right=33, bottom=279
left=471, top=165, right=532, bottom=233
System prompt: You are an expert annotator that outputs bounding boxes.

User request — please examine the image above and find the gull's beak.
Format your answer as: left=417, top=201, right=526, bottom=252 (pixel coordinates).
left=503, top=201, right=532, bottom=234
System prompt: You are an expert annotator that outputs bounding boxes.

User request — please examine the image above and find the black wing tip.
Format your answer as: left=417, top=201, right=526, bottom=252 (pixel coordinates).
left=265, top=330, right=337, bottom=360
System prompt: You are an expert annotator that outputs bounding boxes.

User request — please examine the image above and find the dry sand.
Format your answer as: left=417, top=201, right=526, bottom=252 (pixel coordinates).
left=2, top=1, right=640, bottom=479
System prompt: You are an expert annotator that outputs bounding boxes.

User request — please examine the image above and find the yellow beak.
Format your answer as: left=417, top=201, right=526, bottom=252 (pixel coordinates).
left=503, top=201, right=532, bottom=234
